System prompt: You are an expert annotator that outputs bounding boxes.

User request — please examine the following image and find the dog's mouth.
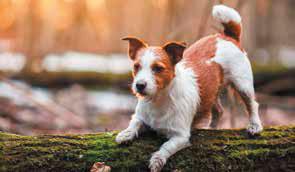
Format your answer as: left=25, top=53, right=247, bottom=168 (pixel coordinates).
left=136, top=90, right=147, bottom=97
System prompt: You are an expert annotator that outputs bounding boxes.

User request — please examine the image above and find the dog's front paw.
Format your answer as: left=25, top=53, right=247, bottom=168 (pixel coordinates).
left=115, top=129, right=137, bottom=144
left=247, top=122, right=263, bottom=135
left=149, top=152, right=167, bottom=172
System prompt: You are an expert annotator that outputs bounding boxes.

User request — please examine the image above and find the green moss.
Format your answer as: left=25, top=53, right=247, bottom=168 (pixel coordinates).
left=252, top=63, right=288, bottom=74
left=0, top=126, right=294, bottom=172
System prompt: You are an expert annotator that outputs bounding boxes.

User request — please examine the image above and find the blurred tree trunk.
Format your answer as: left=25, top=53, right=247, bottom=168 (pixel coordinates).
left=21, top=0, right=43, bottom=74
left=0, top=126, right=294, bottom=172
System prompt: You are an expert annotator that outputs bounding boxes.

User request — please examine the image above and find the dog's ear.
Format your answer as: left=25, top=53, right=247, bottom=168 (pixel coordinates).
left=162, top=41, right=186, bottom=65
left=122, top=36, right=147, bottom=60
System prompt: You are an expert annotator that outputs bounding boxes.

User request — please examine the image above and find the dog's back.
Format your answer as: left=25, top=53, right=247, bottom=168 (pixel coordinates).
left=184, top=34, right=224, bottom=127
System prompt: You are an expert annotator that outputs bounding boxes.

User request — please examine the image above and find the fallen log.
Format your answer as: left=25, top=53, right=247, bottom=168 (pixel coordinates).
left=0, top=126, right=294, bottom=172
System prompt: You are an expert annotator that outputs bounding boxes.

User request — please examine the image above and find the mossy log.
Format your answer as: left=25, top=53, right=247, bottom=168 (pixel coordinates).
left=14, top=71, right=132, bottom=87
left=0, top=126, right=294, bottom=172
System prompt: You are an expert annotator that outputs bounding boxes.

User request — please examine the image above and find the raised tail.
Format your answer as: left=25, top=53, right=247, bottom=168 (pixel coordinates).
left=212, top=5, right=242, bottom=42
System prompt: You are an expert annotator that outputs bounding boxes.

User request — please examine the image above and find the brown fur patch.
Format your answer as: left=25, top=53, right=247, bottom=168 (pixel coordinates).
left=223, top=21, right=242, bottom=42
left=132, top=60, right=141, bottom=76
left=184, top=34, right=224, bottom=127
left=219, top=34, right=243, bottom=50
left=185, top=33, right=246, bottom=128
left=122, top=37, right=147, bottom=60
left=132, top=47, right=176, bottom=91
left=152, top=56, right=175, bottom=90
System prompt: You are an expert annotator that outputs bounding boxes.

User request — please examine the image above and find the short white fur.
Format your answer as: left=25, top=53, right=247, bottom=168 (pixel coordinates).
left=132, top=48, right=159, bottom=96
left=136, top=61, right=200, bottom=138
left=116, top=61, right=200, bottom=171
left=213, top=5, right=241, bottom=23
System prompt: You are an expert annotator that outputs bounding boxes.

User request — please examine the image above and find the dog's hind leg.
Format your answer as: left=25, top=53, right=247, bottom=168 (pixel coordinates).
left=210, top=97, right=224, bottom=129
left=209, top=38, right=263, bottom=134
left=193, top=108, right=213, bottom=129
left=231, top=80, right=263, bottom=134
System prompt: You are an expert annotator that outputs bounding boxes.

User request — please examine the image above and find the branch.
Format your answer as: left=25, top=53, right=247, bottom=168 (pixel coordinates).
left=0, top=75, right=86, bottom=128
left=1, top=126, right=294, bottom=171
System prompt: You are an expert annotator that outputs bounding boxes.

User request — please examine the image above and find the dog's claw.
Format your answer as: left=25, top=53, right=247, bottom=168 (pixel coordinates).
left=247, top=122, right=263, bottom=135
left=149, top=152, right=166, bottom=172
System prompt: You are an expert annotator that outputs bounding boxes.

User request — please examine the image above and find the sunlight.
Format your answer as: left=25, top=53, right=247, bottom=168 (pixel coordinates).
left=0, top=1, right=15, bottom=31
left=151, top=0, right=168, bottom=10
left=86, top=0, right=106, bottom=11
left=39, top=0, right=74, bottom=31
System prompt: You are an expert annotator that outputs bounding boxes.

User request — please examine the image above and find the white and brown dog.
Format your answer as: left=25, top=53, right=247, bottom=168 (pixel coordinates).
left=116, top=5, right=263, bottom=172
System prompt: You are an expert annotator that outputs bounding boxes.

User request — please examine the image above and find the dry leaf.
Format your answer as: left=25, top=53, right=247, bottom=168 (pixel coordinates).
left=90, top=162, right=111, bottom=172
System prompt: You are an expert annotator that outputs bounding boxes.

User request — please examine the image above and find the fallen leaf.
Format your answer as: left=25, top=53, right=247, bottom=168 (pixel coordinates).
left=90, top=162, right=111, bottom=172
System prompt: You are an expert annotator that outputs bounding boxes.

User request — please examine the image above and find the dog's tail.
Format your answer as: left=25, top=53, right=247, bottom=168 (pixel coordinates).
left=212, top=5, right=242, bottom=42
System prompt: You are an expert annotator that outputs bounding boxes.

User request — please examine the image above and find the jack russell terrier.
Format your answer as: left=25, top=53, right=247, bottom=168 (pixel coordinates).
left=116, top=5, right=263, bottom=172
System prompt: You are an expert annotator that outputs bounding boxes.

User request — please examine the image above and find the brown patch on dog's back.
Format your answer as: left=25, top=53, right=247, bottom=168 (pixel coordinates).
left=184, top=34, right=224, bottom=127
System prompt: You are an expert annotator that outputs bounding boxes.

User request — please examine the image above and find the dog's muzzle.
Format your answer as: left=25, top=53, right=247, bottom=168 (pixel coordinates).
left=135, top=80, right=147, bottom=94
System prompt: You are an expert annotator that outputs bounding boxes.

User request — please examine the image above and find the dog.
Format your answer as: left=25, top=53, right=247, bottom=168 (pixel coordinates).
left=116, top=5, right=263, bottom=172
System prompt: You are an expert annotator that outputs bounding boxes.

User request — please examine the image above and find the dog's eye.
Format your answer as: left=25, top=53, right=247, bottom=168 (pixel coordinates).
left=152, top=65, right=164, bottom=73
left=134, top=63, right=140, bottom=71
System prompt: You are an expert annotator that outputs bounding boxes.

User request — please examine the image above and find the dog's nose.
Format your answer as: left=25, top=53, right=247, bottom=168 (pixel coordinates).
left=136, top=81, right=147, bottom=92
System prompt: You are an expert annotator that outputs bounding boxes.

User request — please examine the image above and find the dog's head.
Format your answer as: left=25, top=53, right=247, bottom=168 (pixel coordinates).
left=123, top=36, right=186, bottom=98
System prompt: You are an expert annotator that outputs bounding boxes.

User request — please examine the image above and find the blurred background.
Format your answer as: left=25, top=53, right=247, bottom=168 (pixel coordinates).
left=0, top=0, right=294, bottom=135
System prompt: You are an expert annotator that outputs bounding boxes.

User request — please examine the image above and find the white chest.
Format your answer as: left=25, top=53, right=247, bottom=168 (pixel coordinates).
left=137, top=101, right=172, bottom=133
left=135, top=62, right=201, bottom=137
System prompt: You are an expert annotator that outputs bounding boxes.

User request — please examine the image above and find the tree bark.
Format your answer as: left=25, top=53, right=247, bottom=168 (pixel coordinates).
left=0, top=126, right=294, bottom=172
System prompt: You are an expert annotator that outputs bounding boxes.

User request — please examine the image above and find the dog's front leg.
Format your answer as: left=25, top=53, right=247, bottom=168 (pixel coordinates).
left=149, top=136, right=190, bottom=172
left=116, top=114, right=144, bottom=144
